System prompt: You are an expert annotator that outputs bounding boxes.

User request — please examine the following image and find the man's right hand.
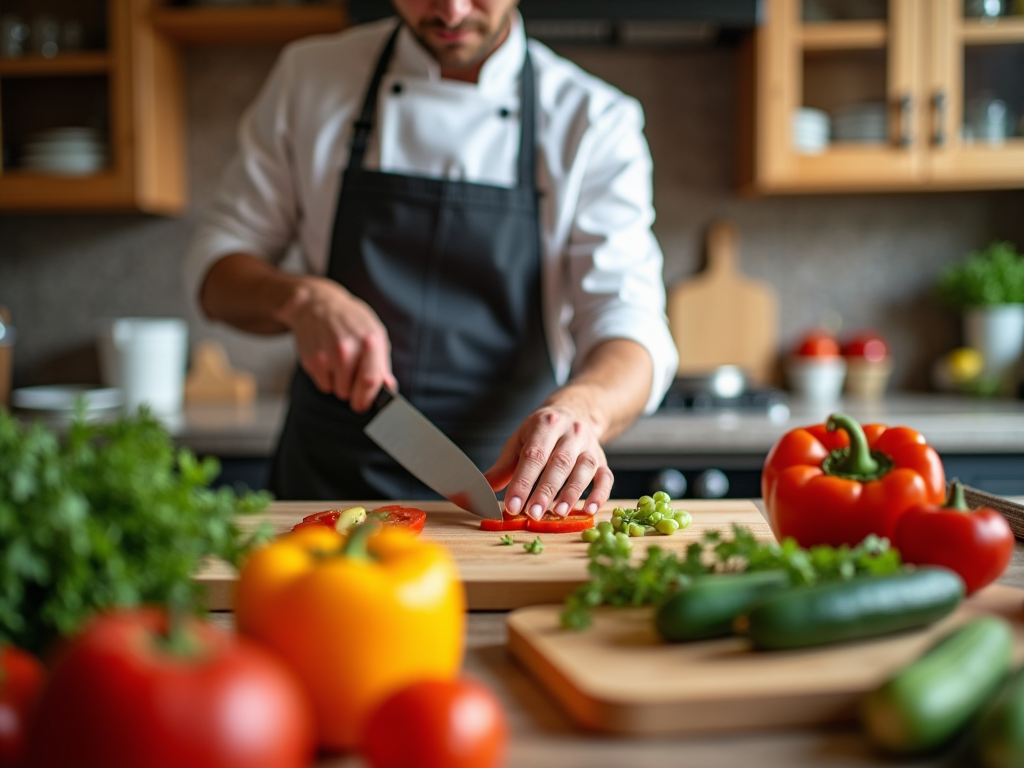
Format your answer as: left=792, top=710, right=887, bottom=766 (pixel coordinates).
left=198, top=254, right=396, bottom=413
left=282, top=276, right=397, bottom=412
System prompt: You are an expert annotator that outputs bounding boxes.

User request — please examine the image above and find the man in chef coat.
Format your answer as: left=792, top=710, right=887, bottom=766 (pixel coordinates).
left=184, top=0, right=678, bottom=521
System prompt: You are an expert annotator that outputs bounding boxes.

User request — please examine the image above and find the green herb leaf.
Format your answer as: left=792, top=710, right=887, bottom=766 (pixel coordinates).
left=0, top=407, right=270, bottom=655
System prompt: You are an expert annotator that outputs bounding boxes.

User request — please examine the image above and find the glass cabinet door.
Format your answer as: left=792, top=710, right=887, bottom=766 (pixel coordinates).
left=747, top=0, right=925, bottom=192
left=928, top=0, right=1024, bottom=185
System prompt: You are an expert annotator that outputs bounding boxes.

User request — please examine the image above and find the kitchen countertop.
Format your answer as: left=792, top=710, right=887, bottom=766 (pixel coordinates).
left=168, top=393, right=1024, bottom=457
left=207, top=500, right=1024, bottom=768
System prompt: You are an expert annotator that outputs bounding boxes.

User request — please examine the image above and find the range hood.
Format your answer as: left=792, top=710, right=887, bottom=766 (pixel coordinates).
left=348, top=1, right=763, bottom=46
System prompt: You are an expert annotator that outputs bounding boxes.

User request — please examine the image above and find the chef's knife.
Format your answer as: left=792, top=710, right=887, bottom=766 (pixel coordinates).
left=363, top=388, right=503, bottom=520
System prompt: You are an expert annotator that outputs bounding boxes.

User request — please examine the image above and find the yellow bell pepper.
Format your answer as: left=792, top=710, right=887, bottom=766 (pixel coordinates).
left=235, top=523, right=465, bottom=752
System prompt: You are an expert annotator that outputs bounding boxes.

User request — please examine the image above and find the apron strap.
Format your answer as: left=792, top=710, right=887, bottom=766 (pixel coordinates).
left=349, top=23, right=402, bottom=168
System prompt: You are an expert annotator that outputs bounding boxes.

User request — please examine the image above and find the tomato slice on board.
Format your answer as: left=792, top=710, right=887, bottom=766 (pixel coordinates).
left=290, top=507, right=426, bottom=535
left=371, top=505, right=427, bottom=534
left=479, top=514, right=529, bottom=532
left=526, top=513, right=595, bottom=534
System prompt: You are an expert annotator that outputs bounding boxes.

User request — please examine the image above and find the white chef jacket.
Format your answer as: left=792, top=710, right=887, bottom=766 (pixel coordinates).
left=184, top=13, right=678, bottom=414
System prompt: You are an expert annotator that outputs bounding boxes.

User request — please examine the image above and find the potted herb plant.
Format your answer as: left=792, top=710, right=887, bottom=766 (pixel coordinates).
left=935, top=240, right=1024, bottom=394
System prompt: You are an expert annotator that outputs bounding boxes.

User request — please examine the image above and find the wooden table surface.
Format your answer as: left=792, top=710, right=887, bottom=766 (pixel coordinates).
left=210, top=501, right=1024, bottom=768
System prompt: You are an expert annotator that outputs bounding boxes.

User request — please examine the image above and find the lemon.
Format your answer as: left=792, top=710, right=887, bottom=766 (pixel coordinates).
left=945, top=347, right=984, bottom=384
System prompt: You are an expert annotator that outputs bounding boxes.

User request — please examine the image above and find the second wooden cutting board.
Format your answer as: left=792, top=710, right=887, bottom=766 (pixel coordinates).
left=195, top=499, right=773, bottom=610
left=507, top=584, right=1024, bottom=736
left=668, top=220, right=779, bottom=385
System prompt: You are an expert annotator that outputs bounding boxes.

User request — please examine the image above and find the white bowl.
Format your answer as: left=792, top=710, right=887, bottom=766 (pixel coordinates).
left=785, top=356, right=847, bottom=402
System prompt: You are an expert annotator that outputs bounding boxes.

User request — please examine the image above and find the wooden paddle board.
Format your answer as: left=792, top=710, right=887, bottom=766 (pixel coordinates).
left=507, top=583, right=1024, bottom=736
left=195, top=499, right=772, bottom=610
left=668, top=220, right=779, bottom=384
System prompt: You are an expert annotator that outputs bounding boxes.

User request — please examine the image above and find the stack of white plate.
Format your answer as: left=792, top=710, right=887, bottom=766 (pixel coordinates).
left=793, top=107, right=830, bottom=154
left=832, top=103, right=888, bottom=143
left=20, top=127, right=107, bottom=175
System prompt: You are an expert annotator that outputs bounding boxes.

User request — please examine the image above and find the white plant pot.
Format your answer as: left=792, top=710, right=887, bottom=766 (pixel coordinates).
left=963, top=304, right=1024, bottom=391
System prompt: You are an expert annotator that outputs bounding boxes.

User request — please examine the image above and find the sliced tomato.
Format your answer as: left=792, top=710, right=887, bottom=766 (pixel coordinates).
left=371, top=505, right=427, bottom=534
left=480, top=513, right=529, bottom=532
left=526, top=513, right=595, bottom=534
left=290, top=507, right=426, bottom=535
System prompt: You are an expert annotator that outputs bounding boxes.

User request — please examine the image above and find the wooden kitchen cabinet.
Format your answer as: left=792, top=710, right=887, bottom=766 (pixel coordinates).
left=740, top=0, right=1024, bottom=193
left=0, top=0, right=185, bottom=213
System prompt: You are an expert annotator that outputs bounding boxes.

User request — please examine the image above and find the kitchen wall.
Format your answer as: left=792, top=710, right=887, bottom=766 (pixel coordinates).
left=1, top=39, right=1022, bottom=395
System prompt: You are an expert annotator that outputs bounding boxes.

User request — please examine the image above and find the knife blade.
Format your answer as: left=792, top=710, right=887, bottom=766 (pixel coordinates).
left=363, top=389, right=503, bottom=520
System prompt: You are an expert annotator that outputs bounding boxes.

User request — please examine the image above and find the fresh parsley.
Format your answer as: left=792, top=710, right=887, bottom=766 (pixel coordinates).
left=0, top=406, right=271, bottom=655
left=560, top=524, right=903, bottom=630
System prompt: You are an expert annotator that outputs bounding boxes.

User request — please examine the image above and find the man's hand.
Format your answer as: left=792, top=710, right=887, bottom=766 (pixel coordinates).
left=282, top=276, right=396, bottom=412
left=199, top=253, right=396, bottom=412
left=484, top=404, right=614, bottom=520
left=484, top=338, right=654, bottom=519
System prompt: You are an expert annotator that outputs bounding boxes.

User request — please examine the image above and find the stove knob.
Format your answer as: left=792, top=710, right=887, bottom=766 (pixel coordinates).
left=650, top=468, right=687, bottom=498
left=694, top=469, right=729, bottom=499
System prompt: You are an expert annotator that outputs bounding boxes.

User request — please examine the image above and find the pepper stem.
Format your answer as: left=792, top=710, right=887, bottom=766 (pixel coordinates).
left=822, top=413, right=894, bottom=482
left=341, top=521, right=382, bottom=560
left=944, top=479, right=971, bottom=511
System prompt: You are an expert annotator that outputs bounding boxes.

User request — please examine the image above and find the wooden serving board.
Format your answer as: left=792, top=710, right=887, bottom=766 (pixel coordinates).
left=195, top=499, right=772, bottom=611
left=507, top=584, right=1024, bottom=736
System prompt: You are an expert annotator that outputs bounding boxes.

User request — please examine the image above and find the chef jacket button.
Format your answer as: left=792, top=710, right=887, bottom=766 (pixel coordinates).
left=392, top=82, right=403, bottom=94
left=498, top=107, right=510, bottom=118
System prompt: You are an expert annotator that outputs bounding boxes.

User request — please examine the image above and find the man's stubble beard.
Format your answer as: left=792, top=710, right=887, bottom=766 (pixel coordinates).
left=411, top=10, right=512, bottom=70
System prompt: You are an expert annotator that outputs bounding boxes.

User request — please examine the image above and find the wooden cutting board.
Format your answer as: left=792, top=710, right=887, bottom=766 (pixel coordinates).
left=507, top=584, right=1024, bottom=736
left=195, top=499, right=772, bottom=610
left=668, top=220, right=779, bottom=384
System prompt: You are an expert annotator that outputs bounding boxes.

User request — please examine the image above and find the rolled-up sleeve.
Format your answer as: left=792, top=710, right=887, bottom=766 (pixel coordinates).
left=564, top=97, right=678, bottom=414
left=183, top=50, right=302, bottom=307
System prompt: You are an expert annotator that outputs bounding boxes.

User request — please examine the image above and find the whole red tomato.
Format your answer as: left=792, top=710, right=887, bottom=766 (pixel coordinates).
left=0, top=645, right=45, bottom=768
left=895, top=481, right=1014, bottom=594
left=362, top=678, right=507, bottom=768
left=25, top=609, right=315, bottom=768
left=796, top=329, right=841, bottom=357
left=842, top=331, right=888, bottom=362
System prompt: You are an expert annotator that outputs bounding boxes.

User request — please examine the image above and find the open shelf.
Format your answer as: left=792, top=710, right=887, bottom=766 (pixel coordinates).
left=0, top=52, right=112, bottom=78
left=962, top=17, right=1024, bottom=45
left=799, top=21, right=888, bottom=50
left=150, top=4, right=348, bottom=46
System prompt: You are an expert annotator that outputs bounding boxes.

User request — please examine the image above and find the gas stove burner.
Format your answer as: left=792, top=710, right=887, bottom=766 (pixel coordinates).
left=658, top=379, right=790, bottom=423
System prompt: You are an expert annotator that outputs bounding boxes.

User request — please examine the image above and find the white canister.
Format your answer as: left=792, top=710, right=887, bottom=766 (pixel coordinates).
left=99, top=317, right=189, bottom=415
left=964, top=304, right=1024, bottom=391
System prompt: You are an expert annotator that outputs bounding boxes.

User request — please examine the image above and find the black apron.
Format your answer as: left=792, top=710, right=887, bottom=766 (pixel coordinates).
left=268, top=25, right=557, bottom=501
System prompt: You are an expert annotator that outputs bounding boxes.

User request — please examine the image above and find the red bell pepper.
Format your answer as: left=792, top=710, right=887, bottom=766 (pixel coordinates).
left=762, top=413, right=946, bottom=548
left=894, top=479, right=1014, bottom=594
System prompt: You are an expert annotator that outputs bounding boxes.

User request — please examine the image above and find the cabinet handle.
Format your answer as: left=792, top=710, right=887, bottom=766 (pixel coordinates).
left=899, top=94, right=913, bottom=147
left=933, top=91, right=947, bottom=147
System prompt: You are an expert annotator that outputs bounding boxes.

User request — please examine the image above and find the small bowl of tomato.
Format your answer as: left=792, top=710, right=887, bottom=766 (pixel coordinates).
left=785, top=329, right=847, bottom=403
left=842, top=331, right=892, bottom=400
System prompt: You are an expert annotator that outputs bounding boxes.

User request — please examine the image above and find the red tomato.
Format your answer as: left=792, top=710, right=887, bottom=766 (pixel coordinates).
left=372, top=505, right=428, bottom=534
left=795, top=330, right=841, bottom=357
left=479, top=513, right=529, bottom=532
left=362, top=678, right=507, bottom=768
left=0, top=645, right=46, bottom=768
left=292, top=506, right=427, bottom=535
left=894, top=482, right=1014, bottom=594
left=25, top=608, right=315, bottom=768
left=842, top=331, right=888, bottom=362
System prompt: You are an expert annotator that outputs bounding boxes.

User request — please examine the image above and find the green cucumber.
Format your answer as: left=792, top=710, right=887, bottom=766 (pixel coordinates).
left=655, top=570, right=790, bottom=642
left=746, top=567, right=965, bottom=650
left=861, top=615, right=1013, bottom=756
left=975, top=661, right=1024, bottom=767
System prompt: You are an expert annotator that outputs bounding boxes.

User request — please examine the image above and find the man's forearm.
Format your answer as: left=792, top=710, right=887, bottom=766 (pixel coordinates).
left=544, top=338, right=654, bottom=443
left=198, top=253, right=311, bottom=335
